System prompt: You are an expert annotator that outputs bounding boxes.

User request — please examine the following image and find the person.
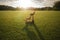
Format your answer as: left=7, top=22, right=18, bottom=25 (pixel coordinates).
left=25, top=11, right=35, bottom=26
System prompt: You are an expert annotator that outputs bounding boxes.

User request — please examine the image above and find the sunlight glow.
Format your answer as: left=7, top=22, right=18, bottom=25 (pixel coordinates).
left=20, top=0, right=33, bottom=8
left=18, top=0, right=33, bottom=9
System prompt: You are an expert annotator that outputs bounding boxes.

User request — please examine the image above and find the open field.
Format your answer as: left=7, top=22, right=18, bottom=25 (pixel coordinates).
left=0, top=11, right=60, bottom=40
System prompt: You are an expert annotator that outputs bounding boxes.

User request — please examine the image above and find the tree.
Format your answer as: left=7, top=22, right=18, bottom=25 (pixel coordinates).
left=53, top=1, right=60, bottom=10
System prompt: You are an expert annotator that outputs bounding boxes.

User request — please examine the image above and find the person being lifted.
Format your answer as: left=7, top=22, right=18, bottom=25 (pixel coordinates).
left=25, top=10, right=35, bottom=26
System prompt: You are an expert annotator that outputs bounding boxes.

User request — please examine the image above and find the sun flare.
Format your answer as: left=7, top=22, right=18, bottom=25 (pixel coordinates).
left=18, top=0, right=33, bottom=9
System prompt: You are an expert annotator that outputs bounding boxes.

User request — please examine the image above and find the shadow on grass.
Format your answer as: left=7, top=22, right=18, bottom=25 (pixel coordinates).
left=23, top=27, right=39, bottom=40
left=33, top=23, right=45, bottom=40
left=22, top=23, right=45, bottom=40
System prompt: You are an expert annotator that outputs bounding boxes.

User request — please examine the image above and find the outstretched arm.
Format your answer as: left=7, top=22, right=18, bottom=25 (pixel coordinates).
left=30, top=11, right=35, bottom=16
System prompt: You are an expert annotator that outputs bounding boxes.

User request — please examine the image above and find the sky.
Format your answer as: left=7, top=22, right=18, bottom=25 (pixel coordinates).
left=0, top=0, right=60, bottom=8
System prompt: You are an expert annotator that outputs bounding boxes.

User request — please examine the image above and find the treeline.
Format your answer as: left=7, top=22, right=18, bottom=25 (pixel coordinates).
left=0, top=5, right=21, bottom=11
left=27, top=7, right=53, bottom=11
left=0, top=5, right=15, bottom=11
left=0, top=1, right=60, bottom=11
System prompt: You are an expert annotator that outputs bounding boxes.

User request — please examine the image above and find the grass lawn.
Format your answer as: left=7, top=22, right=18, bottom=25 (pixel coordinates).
left=0, top=11, right=60, bottom=40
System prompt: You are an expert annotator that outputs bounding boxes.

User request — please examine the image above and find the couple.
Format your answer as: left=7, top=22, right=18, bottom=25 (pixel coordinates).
left=25, top=10, right=35, bottom=27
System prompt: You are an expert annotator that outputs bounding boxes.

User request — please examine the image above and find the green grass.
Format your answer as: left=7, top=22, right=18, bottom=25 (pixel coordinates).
left=0, top=11, right=60, bottom=40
